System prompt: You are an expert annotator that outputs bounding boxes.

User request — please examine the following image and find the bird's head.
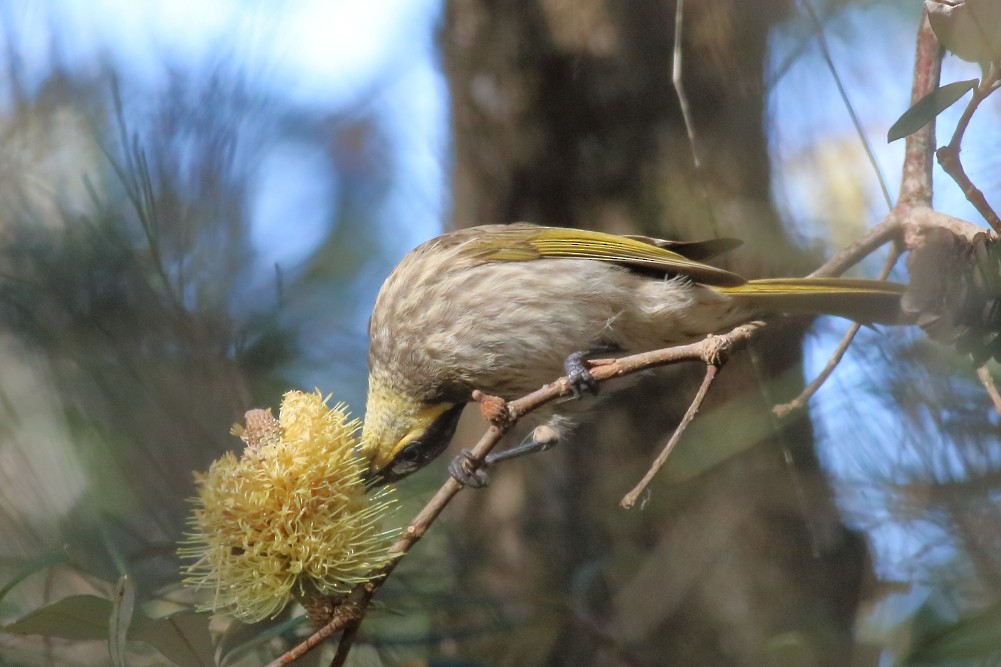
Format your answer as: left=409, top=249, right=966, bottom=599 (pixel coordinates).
left=361, top=388, right=465, bottom=485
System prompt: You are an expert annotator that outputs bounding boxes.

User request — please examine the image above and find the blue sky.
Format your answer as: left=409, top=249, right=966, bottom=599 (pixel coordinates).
left=0, top=0, right=447, bottom=272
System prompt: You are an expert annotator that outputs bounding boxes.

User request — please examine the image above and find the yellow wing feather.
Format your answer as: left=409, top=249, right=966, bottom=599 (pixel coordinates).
left=462, top=224, right=906, bottom=322
left=471, top=225, right=748, bottom=287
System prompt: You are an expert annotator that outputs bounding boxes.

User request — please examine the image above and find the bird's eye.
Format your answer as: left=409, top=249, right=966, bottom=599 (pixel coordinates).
left=400, top=446, right=421, bottom=464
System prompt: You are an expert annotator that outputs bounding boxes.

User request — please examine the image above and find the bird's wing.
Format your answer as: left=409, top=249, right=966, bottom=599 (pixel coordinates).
left=621, top=235, right=743, bottom=262
left=469, top=225, right=748, bottom=287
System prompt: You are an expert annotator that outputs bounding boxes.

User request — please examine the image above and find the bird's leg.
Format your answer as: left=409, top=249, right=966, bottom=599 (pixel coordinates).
left=448, top=422, right=564, bottom=486
left=486, top=424, right=561, bottom=463
left=564, top=343, right=621, bottom=398
left=448, top=424, right=562, bottom=487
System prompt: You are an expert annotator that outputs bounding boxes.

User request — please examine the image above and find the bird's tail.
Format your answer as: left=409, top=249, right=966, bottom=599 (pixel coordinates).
left=717, top=278, right=908, bottom=324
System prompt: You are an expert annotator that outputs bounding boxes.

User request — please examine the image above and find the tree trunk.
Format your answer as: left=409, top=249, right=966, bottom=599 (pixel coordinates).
left=437, top=1, right=871, bottom=664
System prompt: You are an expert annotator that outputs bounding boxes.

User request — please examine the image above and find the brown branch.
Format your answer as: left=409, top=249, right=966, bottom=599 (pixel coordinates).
left=265, top=322, right=766, bottom=666
left=936, top=69, right=1001, bottom=235
left=899, top=9, right=941, bottom=208
left=805, top=205, right=983, bottom=283
left=902, top=204, right=989, bottom=244
left=620, top=356, right=722, bottom=509
left=809, top=11, right=942, bottom=279
left=919, top=2, right=1001, bottom=236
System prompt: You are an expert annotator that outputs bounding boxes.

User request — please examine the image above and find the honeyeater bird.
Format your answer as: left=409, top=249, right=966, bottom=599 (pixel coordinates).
left=361, top=223, right=907, bottom=484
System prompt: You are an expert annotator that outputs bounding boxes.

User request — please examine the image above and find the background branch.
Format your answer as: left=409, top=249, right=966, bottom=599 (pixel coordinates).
left=936, top=68, right=1001, bottom=234
left=776, top=245, right=903, bottom=415
left=899, top=9, right=941, bottom=208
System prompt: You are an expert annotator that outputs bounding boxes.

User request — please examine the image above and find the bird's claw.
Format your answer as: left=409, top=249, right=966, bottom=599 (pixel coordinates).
left=448, top=449, right=491, bottom=488
left=564, top=350, right=600, bottom=398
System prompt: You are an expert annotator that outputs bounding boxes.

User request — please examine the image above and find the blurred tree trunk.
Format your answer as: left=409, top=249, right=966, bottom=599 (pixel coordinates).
left=438, top=1, right=871, bottom=666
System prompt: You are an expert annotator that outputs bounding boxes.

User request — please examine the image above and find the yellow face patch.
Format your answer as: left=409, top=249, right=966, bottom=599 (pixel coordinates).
left=368, top=401, right=458, bottom=473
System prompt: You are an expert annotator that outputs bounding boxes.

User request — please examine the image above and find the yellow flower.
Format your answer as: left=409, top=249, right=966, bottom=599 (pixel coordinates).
left=179, top=390, right=397, bottom=622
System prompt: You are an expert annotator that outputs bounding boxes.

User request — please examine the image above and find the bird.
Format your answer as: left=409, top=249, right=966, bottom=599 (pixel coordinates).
left=360, top=223, right=907, bottom=485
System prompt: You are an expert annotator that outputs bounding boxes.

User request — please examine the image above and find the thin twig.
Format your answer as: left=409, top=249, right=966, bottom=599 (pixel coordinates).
left=977, top=366, right=1001, bottom=415
left=672, top=0, right=698, bottom=170
left=801, top=0, right=893, bottom=211
left=671, top=0, right=717, bottom=234
left=936, top=66, right=1001, bottom=235
left=620, top=359, right=721, bottom=509
left=808, top=9, right=943, bottom=279
left=265, top=322, right=766, bottom=666
left=328, top=620, right=360, bottom=667
left=808, top=214, right=902, bottom=278
left=775, top=245, right=902, bottom=416
left=774, top=321, right=861, bottom=419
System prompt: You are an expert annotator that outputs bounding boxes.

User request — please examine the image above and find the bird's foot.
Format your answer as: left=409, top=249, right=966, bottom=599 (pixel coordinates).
left=448, top=449, right=491, bottom=488
left=564, top=344, right=619, bottom=398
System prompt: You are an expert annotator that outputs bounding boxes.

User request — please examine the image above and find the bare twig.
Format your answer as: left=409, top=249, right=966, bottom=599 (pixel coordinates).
left=327, top=620, right=360, bottom=667
left=672, top=0, right=699, bottom=171
left=977, top=366, right=1001, bottom=415
left=920, top=3, right=1001, bottom=235
left=806, top=11, right=944, bottom=279
left=936, top=67, right=1001, bottom=235
left=774, top=321, right=861, bottom=419
left=265, top=322, right=766, bottom=666
left=801, top=0, right=893, bottom=210
left=808, top=214, right=902, bottom=278
left=620, top=354, right=722, bottom=509
left=776, top=245, right=902, bottom=416
left=776, top=14, right=946, bottom=414
left=671, top=0, right=718, bottom=233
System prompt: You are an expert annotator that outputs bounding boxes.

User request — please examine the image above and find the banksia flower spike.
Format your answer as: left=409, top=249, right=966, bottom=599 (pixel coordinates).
left=179, top=390, right=397, bottom=623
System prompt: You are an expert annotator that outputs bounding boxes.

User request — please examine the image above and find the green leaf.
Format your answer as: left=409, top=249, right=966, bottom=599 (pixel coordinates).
left=132, top=612, right=216, bottom=667
left=905, top=602, right=1001, bottom=664
left=887, top=79, right=978, bottom=142
left=3, top=594, right=215, bottom=667
left=109, top=576, right=135, bottom=667
left=0, top=547, right=70, bottom=605
left=3, top=594, right=117, bottom=640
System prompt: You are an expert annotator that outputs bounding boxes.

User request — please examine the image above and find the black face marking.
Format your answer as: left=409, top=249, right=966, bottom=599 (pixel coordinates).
left=370, top=402, right=466, bottom=486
